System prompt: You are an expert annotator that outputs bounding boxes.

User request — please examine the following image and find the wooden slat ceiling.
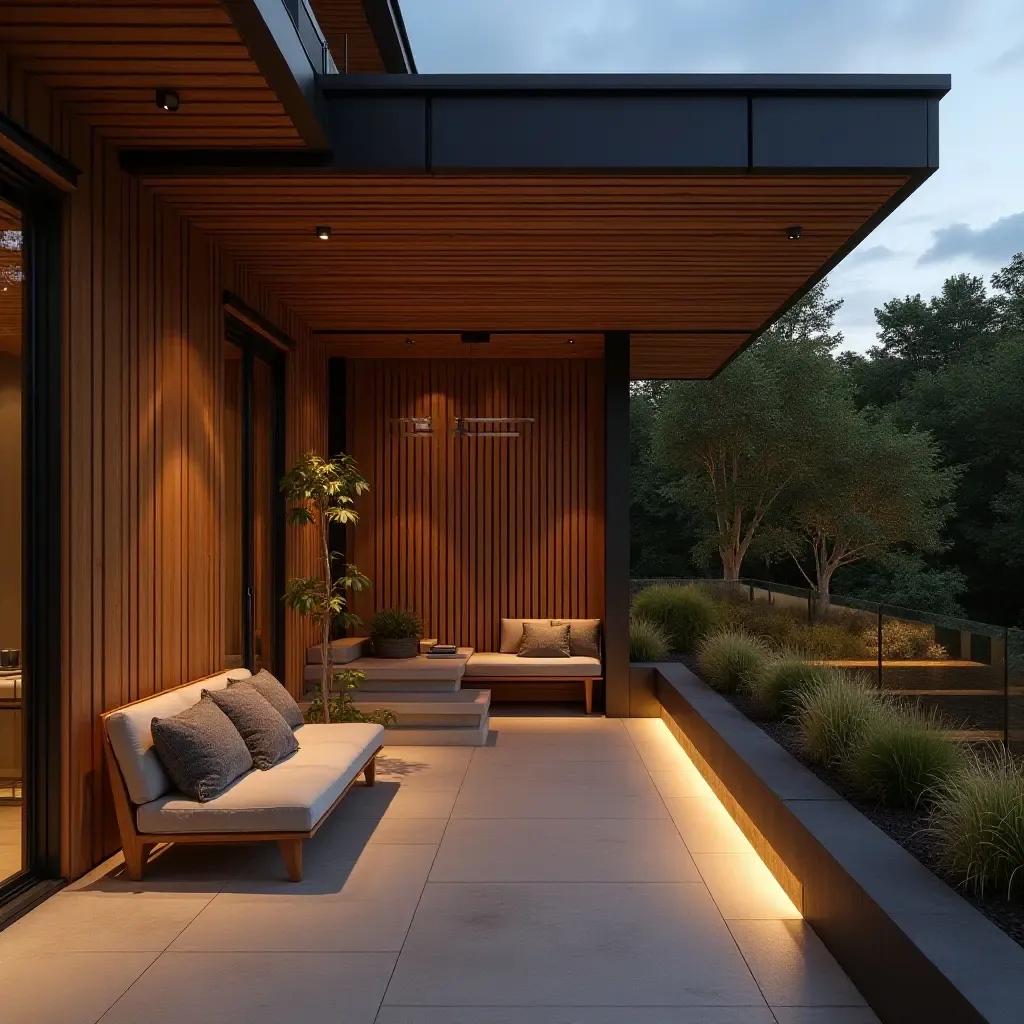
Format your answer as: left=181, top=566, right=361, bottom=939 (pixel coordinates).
left=141, top=172, right=908, bottom=376
left=326, top=333, right=604, bottom=359
left=309, top=0, right=386, bottom=73
left=0, top=202, right=22, bottom=357
left=0, top=0, right=304, bottom=146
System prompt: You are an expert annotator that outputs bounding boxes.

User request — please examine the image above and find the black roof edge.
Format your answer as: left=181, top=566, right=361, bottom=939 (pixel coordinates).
left=362, top=0, right=417, bottom=74
left=321, top=72, right=950, bottom=96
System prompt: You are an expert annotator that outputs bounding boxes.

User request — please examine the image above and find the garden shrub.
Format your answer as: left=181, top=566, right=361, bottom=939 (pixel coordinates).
left=748, top=655, right=831, bottom=719
left=696, top=628, right=771, bottom=695
left=629, top=614, right=670, bottom=662
left=931, top=751, right=1024, bottom=898
left=850, top=704, right=963, bottom=809
left=796, top=670, right=885, bottom=766
left=862, top=618, right=949, bottom=661
left=631, top=584, right=718, bottom=654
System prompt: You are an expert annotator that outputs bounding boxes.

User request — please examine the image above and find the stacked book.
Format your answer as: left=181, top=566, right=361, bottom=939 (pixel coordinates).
left=426, top=643, right=460, bottom=659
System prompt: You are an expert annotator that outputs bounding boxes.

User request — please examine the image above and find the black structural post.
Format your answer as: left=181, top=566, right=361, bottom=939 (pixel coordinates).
left=604, top=332, right=631, bottom=717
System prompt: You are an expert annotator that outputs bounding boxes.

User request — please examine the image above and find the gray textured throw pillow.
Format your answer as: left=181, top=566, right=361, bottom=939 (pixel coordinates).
left=552, top=619, right=602, bottom=659
left=150, top=695, right=253, bottom=802
left=207, top=684, right=298, bottom=771
left=517, top=621, right=572, bottom=658
left=228, top=668, right=304, bottom=728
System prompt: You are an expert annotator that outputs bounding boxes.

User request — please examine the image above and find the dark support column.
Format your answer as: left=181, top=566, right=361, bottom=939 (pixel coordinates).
left=604, top=332, right=631, bottom=717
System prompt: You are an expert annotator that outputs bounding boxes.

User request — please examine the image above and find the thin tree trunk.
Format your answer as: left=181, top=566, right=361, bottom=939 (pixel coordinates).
left=320, top=508, right=332, bottom=724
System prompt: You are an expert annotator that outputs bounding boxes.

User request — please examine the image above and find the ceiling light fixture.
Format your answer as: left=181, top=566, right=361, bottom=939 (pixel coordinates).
left=404, top=337, right=415, bottom=345
left=155, top=88, right=179, bottom=112
left=567, top=338, right=575, bottom=345
left=786, top=225, right=803, bottom=240
left=316, top=225, right=332, bottom=240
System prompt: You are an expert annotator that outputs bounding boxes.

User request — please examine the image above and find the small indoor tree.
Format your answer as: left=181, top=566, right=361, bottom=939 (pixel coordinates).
left=281, top=451, right=371, bottom=724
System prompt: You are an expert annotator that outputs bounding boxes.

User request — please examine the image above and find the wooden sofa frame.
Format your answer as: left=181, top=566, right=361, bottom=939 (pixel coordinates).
left=100, top=674, right=381, bottom=883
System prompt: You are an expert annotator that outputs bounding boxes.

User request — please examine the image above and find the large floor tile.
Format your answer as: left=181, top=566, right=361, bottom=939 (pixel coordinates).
left=771, top=1010, right=880, bottom=1024
left=462, top=756, right=653, bottom=787
left=376, top=749, right=473, bottom=790
left=664, top=797, right=753, bottom=854
left=0, top=891, right=213, bottom=953
left=99, top=952, right=396, bottom=1024
left=224, top=840, right=437, bottom=898
left=375, top=1009, right=775, bottom=1023
left=332, top=782, right=459, bottom=820
left=334, top=815, right=450, bottom=846
left=728, top=920, right=867, bottom=1008
left=430, top=817, right=698, bottom=882
left=692, top=853, right=801, bottom=920
left=452, top=779, right=668, bottom=820
left=648, top=768, right=715, bottom=800
left=170, top=891, right=419, bottom=952
left=65, top=845, right=240, bottom=894
left=0, top=951, right=157, bottom=1024
left=384, top=881, right=767, bottom=1007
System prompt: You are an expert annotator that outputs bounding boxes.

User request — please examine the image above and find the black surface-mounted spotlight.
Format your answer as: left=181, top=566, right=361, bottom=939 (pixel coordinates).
left=405, top=337, right=415, bottom=345
left=316, top=225, right=332, bottom=240
left=786, top=225, right=803, bottom=240
left=567, top=337, right=575, bottom=345
left=155, top=89, right=179, bottom=112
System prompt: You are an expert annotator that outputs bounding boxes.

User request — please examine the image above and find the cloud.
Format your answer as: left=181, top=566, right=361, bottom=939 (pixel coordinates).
left=918, top=212, right=1024, bottom=264
left=840, top=245, right=898, bottom=268
left=400, top=0, right=969, bottom=73
left=990, top=41, right=1024, bottom=71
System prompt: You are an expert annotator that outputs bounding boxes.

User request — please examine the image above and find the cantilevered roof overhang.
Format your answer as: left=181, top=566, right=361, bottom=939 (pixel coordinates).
left=123, top=73, right=949, bottom=378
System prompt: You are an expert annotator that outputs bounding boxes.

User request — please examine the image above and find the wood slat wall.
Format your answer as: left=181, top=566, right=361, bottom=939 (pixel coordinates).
left=346, top=359, right=605, bottom=653
left=1, top=53, right=327, bottom=878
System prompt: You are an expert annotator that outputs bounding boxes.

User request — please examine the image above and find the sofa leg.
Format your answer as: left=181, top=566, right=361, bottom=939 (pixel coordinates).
left=279, top=838, right=303, bottom=882
left=584, top=679, right=593, bottom=715
left=123, top=841, right=149, bottom=882
left=364, top=755, right=376, bottom=787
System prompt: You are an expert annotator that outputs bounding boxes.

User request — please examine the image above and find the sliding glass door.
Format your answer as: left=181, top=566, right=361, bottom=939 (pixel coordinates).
left=223, top=325, right=285, bottom=678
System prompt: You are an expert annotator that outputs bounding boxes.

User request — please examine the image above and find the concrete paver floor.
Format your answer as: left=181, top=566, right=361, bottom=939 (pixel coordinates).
left=0, top=714, right=877, bottom=1023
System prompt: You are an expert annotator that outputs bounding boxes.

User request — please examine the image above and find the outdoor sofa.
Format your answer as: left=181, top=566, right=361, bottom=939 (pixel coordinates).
left=101, top=668, right=381, bottom=882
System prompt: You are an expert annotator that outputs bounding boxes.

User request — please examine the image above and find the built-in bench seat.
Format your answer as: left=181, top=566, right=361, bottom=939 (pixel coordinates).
left=102, top=668, right=382, bottom=882
left=466, top=619, right=603, bottom=713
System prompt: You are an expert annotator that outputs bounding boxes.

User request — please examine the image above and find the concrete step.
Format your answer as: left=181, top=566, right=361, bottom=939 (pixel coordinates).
left=303, top=663, right=463, bottom=692
left=354, top=689, right=491, bottom=747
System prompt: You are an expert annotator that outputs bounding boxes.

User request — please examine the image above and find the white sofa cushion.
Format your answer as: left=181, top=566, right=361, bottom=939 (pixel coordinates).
left=137, top=723, right=383, bottom=834
left=106, top=668, right=250, bottom=806
left=465, top=653, right=601, bottom=678
left=292, top=722, right=384, bottom=746
left=498, top=619, right=556, bottom=654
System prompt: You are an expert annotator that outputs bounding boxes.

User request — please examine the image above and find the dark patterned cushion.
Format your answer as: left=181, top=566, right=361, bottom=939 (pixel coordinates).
left=228, top=669, right=304, bottom=728
left=150, top=695, right=252, bottom=802
left=517, top=621, right=571, bottom=658
left=206, top=684, right=299, bottom=771
left=552, top=619, right=602, bottom=659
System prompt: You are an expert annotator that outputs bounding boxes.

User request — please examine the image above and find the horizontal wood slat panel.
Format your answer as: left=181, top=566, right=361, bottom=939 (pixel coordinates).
left=347, top=359, right=604, bottom=653
left=309, top=0, right=386, bottom=73
left=0, top=0, right=305, bottom=146
left=630, top=333, right=752, bottom=379
left=139, top=173, right=910, bottom=366
left=326, top=333, right=603, bottom=359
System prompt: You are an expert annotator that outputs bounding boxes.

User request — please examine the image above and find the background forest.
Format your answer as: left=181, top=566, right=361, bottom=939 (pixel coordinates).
left=631, top=253, right=1024, bottom=628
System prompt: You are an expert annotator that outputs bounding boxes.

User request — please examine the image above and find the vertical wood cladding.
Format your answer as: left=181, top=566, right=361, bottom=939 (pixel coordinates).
left=1, top=54, right=326, bottom=878
left=346, top=359, right=605, bottom=652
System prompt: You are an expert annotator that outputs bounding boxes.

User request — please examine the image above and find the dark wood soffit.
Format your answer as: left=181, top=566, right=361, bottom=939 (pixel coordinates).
left=0, top=112, right=79, bottom=190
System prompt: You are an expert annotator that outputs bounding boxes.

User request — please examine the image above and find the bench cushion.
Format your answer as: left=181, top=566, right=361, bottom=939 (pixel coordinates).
left=465, top=653, right=601, bottom=678
left=137, top=723, right=383, bottom=834
left=499, top=619, right=554, bottom=654
left=106, top=669, right=249, bottom=806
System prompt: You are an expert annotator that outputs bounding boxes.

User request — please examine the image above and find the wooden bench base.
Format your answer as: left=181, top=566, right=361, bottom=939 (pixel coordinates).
left=470, top=677, right=597, bottom=714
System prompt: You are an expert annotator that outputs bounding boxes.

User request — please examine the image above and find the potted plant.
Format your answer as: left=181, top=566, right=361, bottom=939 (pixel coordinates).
left=280, top=450, right=371, bottom=724
left=370, top=607, right=423, bottom=659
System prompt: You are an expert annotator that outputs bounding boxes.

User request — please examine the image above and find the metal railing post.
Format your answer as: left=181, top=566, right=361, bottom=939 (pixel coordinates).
left=1004, top=626, right=1010, bottom=751
left=877, top=606, right=883, bottom=688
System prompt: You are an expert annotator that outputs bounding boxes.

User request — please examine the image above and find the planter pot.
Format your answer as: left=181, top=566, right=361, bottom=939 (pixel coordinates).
left=374, top=636, right=419, bottom=659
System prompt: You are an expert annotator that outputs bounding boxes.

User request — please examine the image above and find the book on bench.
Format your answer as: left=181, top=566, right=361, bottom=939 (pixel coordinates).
left=426, top=644, right=460, bottom=658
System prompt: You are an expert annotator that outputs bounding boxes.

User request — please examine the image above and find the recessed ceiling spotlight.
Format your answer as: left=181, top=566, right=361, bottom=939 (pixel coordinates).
left=567, top=337, right=575, bottom=345
left=405, top=337, right=415, bottom=345
left=316, top=225, right=332, bottom=240
left=155, top=88, right=179, bottom=112
left=786, top=225, right=803, bottom=240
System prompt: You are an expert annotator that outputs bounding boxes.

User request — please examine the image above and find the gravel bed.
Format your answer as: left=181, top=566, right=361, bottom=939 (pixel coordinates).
left=666, top=655, right=1024, bottom=950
